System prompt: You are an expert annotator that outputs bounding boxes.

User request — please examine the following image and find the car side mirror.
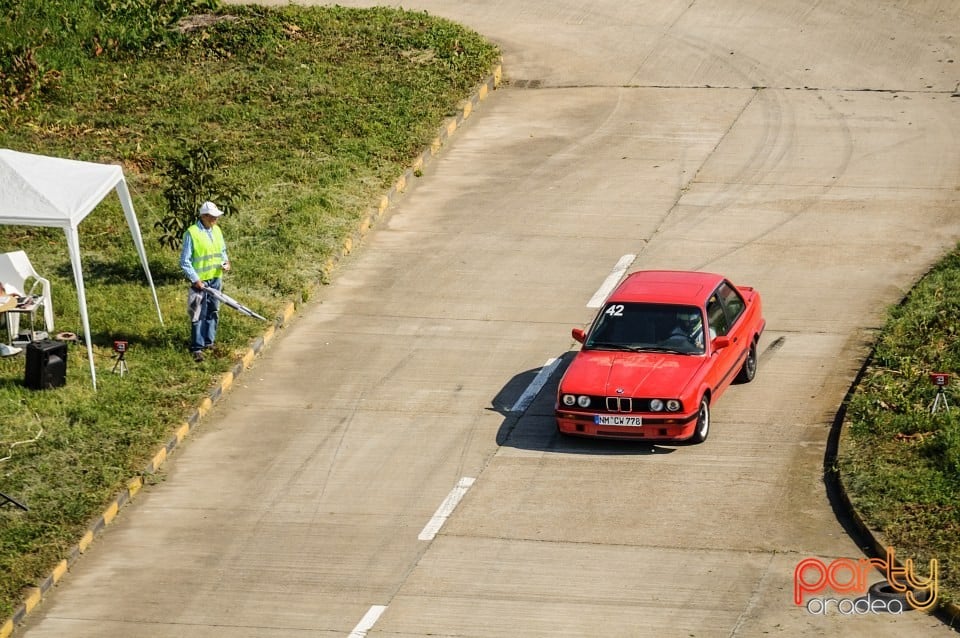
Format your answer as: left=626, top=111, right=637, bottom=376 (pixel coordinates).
left=572, top=328, right=586, bottom=344
left=712, top=335, right=731, bottom=351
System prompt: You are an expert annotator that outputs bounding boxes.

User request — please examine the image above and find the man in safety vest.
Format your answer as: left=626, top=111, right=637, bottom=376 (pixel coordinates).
left=179, top=201, right=231, bottom=362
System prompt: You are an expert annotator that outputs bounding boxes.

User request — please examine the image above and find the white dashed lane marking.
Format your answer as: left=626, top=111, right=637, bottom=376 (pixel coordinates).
left=418, top=477, right=476, bottom=541
left=348, top=604, right=387, bottom=638
left=510, top=358, right=559, bottom=413
left=587, top=254, right=636, bottom=308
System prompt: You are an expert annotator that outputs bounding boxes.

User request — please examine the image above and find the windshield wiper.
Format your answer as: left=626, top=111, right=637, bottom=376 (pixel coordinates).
left=591, top=342, right=693, bottom=355
left=587, top=341, right=639, bottom=352
left=633, top=345, right=689, bottom=354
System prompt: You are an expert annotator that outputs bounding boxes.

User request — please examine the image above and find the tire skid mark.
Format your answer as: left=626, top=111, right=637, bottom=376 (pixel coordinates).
left=629, top=29, right=857, bottom=271
left=759, top=335, right=786, bottom=363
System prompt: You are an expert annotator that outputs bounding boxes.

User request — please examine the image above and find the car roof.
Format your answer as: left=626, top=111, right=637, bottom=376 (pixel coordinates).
left=607, top=270, right=725, bottom=306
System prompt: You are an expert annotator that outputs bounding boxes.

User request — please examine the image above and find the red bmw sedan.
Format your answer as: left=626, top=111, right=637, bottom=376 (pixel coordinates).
left=556, top=270, right=765, bottom=443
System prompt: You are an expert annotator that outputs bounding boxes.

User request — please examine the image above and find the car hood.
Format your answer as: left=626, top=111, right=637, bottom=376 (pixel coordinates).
left=561, top=350, right=705, bottom=397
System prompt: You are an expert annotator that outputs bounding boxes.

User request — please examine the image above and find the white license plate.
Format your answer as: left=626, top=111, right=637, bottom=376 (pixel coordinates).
left=594, top=415, right=643, bottom=426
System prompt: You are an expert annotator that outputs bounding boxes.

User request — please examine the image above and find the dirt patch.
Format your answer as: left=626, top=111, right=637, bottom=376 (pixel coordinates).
left=174, top=14, right=239, bottom=34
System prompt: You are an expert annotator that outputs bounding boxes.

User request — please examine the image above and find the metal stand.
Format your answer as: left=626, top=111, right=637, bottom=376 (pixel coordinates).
left=0, top=491, right=28, bottom=511
left=930, top=387, right=951, bottom=414
left=112, top=351, right=128, bottom=376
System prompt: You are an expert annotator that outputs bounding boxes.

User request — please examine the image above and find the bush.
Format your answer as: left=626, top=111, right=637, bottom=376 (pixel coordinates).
left=0, top=43, right=61, bottom=110
left=156, top=142, right=243, bottom=251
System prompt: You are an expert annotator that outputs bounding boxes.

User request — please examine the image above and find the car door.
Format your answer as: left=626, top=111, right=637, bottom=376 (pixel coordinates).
left=705, top=283, right=747, bottom=395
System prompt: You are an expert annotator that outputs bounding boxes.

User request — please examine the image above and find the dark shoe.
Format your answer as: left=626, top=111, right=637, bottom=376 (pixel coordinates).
left=192, top=350, right=205, bottom=363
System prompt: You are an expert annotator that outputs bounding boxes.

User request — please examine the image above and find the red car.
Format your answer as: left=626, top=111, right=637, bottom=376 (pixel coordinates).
left=555, top=270, right=764, bottom=443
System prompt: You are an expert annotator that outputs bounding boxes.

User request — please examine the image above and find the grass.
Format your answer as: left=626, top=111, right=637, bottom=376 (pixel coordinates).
left=0, top=1, right=499, bottom=620
left=837, top=245, right=960, bottom=607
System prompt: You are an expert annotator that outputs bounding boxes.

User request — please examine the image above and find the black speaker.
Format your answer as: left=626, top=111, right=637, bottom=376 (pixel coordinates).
left=25, top=339, right=67, bottom=390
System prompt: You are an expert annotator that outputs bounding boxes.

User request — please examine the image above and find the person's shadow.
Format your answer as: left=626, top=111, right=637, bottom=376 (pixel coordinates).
left=491, top=351, right=675, bottom=456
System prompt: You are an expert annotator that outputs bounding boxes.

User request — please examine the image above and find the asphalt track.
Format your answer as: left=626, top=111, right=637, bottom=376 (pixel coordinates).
left=13, top=1, right=960, bottom=636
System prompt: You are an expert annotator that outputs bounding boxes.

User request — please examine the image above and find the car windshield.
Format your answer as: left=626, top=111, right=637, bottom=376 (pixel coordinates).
left=585, top=302, right=705, bottom=355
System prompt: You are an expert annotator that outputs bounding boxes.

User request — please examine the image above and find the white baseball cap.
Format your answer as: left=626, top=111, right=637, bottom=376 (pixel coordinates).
left=199, top=201, right=224, bottom=217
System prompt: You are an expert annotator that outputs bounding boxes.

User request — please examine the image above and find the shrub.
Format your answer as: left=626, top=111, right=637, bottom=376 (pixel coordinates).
left=155, top=142, right=243, bottom=251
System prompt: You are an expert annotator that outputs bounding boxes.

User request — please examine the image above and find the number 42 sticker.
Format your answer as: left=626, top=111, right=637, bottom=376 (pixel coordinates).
left=605, top=304, right=624, bottom=317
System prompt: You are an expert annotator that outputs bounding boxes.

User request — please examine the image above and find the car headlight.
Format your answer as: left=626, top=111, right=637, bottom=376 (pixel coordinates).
left=666, top=399, right=681, bottom=412
left=649, top=399, right=664, bottom=411
left=577, top=395, right=591, bottom=408
left=562, top=394, right=576, bottom=406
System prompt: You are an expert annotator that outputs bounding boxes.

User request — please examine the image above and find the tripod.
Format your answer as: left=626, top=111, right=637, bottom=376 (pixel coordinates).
left=112, top=350, right=128, bottom=376
left=930, top=386, right=951, bottom=414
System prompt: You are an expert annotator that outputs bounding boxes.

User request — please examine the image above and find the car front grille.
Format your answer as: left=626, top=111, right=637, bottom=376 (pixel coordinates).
left=606, top=396, right=633, bottom=412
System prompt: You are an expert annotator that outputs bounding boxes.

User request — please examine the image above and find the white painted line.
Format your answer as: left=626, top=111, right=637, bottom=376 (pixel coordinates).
left=418, top=477, right=476, bottom=541
left=348, top=605, right=387, bottom=638
left=510, top=358, right=559, bottom=413
left=587, top=254, right=636, bottom=308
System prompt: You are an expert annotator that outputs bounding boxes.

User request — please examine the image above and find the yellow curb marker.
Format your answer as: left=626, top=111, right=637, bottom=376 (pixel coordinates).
left=150, top=447, right=167, bottom=472
left=127, top=476, right=143, bottom=497
left=51, top=559, right=68, bottom=584
left=197, top=397, right=213, bottom=418
left=102, top=501, right=119, bottom=526
left=220, top=370, right=235, bottom=392
left=22, top=589, right=40, bottom=615
left=78, top=531, right=94, bottom=554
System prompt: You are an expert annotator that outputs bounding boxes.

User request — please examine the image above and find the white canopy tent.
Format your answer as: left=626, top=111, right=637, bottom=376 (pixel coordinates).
left=0, top=149, right=164, bottom=390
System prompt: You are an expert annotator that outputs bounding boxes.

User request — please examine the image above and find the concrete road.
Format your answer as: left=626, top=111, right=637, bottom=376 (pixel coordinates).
left=18, top=1, right=960, bottom=636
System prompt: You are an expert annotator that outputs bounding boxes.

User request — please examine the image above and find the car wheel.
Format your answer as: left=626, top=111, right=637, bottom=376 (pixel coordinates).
left=736, top=340, right=757, bottom=383
left=689, top=396, right=710, bottom=443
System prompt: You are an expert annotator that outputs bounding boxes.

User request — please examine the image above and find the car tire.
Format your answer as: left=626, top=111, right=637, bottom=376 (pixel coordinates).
left=736, top=340, right=757, bottom=383
left=864, top=580, right=932, bottom=611
left=689, top=396, right=710, bottom=443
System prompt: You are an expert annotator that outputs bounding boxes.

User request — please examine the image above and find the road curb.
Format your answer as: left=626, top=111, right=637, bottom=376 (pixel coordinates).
left=829, top=403, right=960, bottom=627
left=0, top=60, right=502, bottom=638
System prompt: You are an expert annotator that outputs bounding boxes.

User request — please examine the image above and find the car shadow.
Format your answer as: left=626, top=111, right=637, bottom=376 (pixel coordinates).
left=492, top=351, right=676, bottom=456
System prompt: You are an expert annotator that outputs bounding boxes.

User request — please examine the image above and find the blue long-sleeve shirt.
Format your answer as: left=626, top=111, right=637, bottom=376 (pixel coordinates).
left=179, top=220, right=229, bottom=284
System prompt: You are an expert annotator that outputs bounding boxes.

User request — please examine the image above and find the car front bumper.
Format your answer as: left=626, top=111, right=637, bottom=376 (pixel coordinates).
left=555, top=409, right=698, bottom=441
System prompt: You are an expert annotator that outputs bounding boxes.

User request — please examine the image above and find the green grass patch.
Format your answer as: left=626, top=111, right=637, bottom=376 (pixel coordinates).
left=0, top=1, right=498, bottom=619
left=839, top=245, right=960, bottom=606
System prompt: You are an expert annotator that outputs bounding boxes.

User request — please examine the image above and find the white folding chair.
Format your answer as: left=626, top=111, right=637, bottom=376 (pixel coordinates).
left=0, top=251, right=54, bottom=341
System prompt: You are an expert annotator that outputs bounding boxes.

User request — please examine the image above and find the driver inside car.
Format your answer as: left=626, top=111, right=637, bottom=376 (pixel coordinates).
left=670, top=310, right=705, bottom=349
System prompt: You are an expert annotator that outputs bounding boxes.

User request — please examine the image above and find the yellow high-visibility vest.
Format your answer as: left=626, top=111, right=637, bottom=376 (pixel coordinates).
left=187, top=223, right=226, bottom=281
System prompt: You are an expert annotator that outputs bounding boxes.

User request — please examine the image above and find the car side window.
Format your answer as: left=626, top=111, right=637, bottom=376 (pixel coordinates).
left=717, top=282, right=745, bottom=325
left=706, top=295, right=729, bottom=337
